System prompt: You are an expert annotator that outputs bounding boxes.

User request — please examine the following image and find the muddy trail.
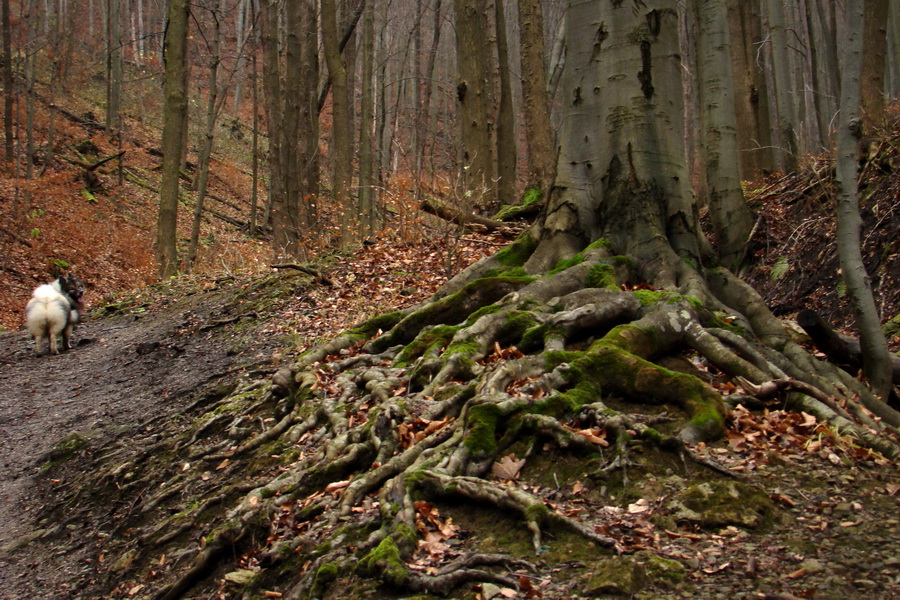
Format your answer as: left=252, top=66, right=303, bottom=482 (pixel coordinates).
left=0, top=277, right=286, bottom=598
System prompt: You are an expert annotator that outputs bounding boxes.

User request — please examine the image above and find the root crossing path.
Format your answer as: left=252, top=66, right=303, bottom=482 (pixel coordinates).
left=0, top=280, right=273, bottom=598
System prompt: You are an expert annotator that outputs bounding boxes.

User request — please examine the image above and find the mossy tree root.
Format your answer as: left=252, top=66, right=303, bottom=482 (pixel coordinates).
left=415, top=470, right=617, bottom=552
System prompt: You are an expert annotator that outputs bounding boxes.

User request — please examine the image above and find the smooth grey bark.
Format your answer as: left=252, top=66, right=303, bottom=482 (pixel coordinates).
left=889, top=0, right=900, bottom=98
left=766, top=0, right=799, bottom=172
left=696, top=0, right=754, bottom=268
left=156, top=0, right=191, bottom=278
left=528, top=0, right=699, bottom=287
left=834, top=2, right=893, bottom=401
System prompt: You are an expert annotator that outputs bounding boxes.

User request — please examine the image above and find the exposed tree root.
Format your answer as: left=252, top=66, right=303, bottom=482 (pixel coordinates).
left=37, top=236, right=900, bottom=599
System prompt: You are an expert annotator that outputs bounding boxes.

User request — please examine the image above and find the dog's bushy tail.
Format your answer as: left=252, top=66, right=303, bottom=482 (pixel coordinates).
left=25, top=284, right=72, bottom=355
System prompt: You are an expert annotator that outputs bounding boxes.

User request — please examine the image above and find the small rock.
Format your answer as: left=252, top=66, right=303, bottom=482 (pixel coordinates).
left=224, top=569, right=258, bottom=585
left=853, top=579, right=878, bottom=588
left=800, top=559, right=825, bottom=574
left=834, top=502, right=853, bottom=517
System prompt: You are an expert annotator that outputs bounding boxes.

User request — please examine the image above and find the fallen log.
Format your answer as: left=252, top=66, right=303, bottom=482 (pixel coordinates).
left=420, top=198, right=516, bottom=236
left=797, top=309, right=900, bottom=384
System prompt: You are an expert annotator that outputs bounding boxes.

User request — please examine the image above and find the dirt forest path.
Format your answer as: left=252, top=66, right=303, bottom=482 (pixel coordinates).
left=0, top=282, right=264, bottom=598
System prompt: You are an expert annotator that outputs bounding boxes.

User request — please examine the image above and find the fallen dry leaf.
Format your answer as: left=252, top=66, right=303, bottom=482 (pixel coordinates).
left=491, top=454, right=526, bottom=481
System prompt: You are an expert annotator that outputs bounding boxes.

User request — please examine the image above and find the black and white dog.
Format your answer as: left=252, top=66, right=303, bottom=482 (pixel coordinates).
left=25, top=274, right=85, bottom=355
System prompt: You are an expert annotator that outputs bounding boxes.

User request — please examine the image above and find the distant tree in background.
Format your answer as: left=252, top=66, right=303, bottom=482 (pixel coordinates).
left=156, top=0, right=190, bottom=278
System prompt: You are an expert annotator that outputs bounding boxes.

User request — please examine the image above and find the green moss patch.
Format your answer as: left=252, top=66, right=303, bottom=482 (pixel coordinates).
left=356, top=537, right=409, bottom=587
left=464, top=403, right=503, bottom=457
left=667, top=480, right=778, bottom=530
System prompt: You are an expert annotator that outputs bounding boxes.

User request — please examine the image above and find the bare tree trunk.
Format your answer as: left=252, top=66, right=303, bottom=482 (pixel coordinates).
left=834, top=1, right=892, bottom=401
left=861, top=0, right=889, bottom=128
left=156, top=0, right=190, bottom=278
left=2, top=0, right=14, bottom=167
left=802, top=0, right=837, bottom=150
left=250, top=28, right=259, bottom=237
left=298, top=0, right=320, bottom=238
left=106, top=0, right=122, bottom=135
left=260, top=0, right=283, bottom=239
left=186, top=0, right=226, bottom=272
left=766, top=0, right=799, bottom=172
left=529, top=0, right=698, bottom=280
left=231, top=0, right=247, bottom=116
left=275, top=0, right=304, bottom=258
left=726, top=0, right=774, bottom=179
left=454, top=0, right=496, bottom=211
left=517, top=0, right=555, bottom=194
left=889, top=0, right=900, bottom=98
left=358, top=0, right=376, bottom=238
left=322, top=0, right=354, bottom=244
left=696, top=0, right=754, bottom=268
left=493, top=0, right=516, bottom=207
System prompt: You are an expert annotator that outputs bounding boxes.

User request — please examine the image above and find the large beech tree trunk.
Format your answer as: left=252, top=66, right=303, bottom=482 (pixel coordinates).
left=526, top=1, right=700, bottom=283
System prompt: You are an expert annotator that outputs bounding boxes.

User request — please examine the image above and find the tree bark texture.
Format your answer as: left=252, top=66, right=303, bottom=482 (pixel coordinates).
left=765, top=0, right=799, bottom=172
left=861, top=0, right=889, bottom=128
left=834, top=1, right=893, bottom=401
left=322, top=0, right=354, bottom=243
left=725, top=0, right=773, bottom=179
left=517, top=0, right=556, bottom=194
left=493, top=0, right=517, bottom=207
left=156, top=0, right=190, bottom=278
left=454, top=0, right=497, bottom=211
left=528, top=0, right=699, bottom=284
left=696, top=0, right=754, bottom=268
left=358, top=0, right=377, bottom=238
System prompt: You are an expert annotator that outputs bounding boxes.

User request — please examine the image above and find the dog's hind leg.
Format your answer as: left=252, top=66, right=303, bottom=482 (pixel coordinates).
left=62, top=323, right=72, bottom=351
left=33, top=330, right=47, bottom=356
left=48, top=332, right=59, bottom=355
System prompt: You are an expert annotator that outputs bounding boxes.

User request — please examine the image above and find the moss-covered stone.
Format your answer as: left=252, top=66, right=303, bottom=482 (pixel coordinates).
left=667, top=480, right=777, bottom=530
left=584, top=555, right=650, bottom=596
left=636, top=550, right=686, bottom=585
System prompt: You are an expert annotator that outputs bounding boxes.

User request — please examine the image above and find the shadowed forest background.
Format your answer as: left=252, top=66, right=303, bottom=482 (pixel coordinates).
left=0, top=0, right=899, bottom=599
